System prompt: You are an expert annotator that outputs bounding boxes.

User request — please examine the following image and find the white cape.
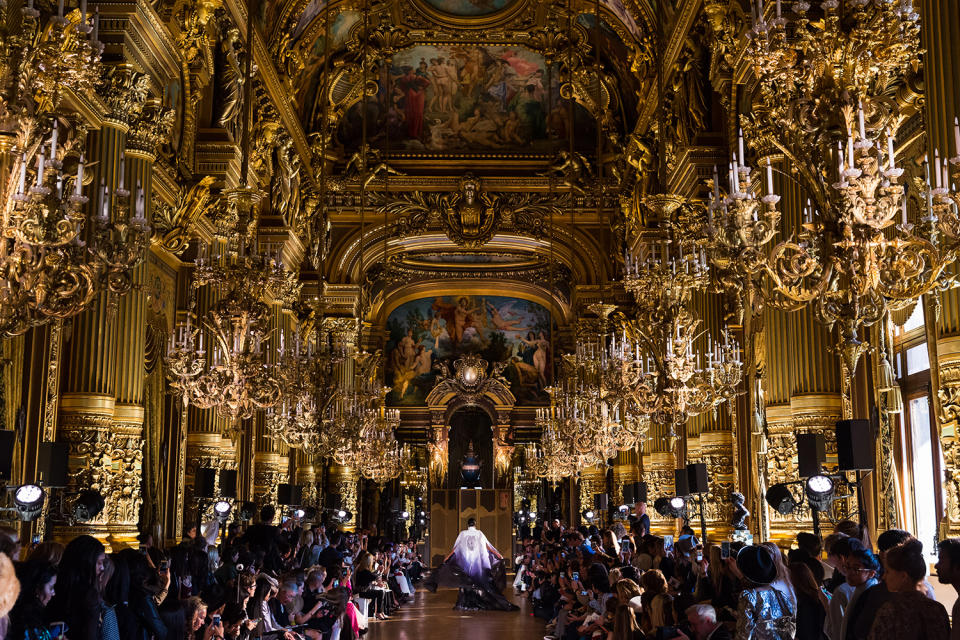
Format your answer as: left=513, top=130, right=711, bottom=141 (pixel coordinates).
left=452, top=527, right=494, bottom=582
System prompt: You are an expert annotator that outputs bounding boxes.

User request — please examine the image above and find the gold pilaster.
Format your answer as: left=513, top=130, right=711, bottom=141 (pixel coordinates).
left=328, top=462, right=358, bottom=531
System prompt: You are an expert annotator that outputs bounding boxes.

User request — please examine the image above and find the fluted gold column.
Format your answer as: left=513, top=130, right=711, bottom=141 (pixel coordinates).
left=328, top=462, right=358, bottom=531
left=642, top=450, right=677, bottom=535
left=612, top=448, right=640, bottom=509
left=294, top=450, right=319, bottom=507
left=918, top=0, right=960, bottom=538
left=577, top=464, right=606, bottom=525
left=253, top=303, right=289, bottom=511
left=55, top=95, right=130, bottom=547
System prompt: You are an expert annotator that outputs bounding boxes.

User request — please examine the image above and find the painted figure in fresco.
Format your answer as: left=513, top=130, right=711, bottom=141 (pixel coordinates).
left=396, top=66, right=430, bottom=139
left=485, top=299, right=528, bottom=333
left=519, top=331, right=549, bottom=387
left=431, top=297, right=481, bottom=347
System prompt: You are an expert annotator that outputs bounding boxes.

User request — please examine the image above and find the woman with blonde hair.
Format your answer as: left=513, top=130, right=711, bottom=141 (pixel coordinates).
left=602, top=530, right=622, bottom=558
left=639, top=569, right=674, bottom=632
left=611, top=603, right=645, bottom=640
left=615, top=578, right=643, bottom=615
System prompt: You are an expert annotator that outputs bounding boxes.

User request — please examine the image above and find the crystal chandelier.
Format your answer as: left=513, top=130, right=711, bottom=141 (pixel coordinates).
left=727, top=0, right=951, bottom=372
left=0, top=3, right=149, bottom=336
left=621, top=232, right=742, bottom=440
left=538, top=303, right=647, bottom=478
left=266, top=330, right=345, bottom=454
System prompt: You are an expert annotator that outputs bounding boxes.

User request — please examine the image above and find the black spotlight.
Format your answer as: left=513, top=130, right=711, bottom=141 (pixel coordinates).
left=14, top=484, right=45, bottom=521
left=805, top=475, right=836, bottom=512
left=653, top=497, right=672, bottom=517
left=237, top=501, right=256, bottom=521
left=71, top=489, right=105, bottom=522
left=303, top=506, right=318, bottom=520
left=333, top=509, right=352, bottom=523
left=765, top=483, right=798, bottom=515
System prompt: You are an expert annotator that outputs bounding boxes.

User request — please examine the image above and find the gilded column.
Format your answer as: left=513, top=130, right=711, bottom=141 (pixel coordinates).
left=612, top=448, right=640, bottom=509
left=577, top=464, right=606, bottom=525
left=919, top=0, right=960, bottom=538
left=294, top=449, right=319, bottom=508
left=55, top=66, right=147, bottom=547
left=253, top=303, right=289, bottom=510
left=328, top=462, right=358, bottom=531
left=643, top=451, right=677, bottom=535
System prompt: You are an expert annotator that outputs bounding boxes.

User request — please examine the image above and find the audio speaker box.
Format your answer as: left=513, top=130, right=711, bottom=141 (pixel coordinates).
left=219, top=469, right=238, bottom=498
left=796, top=433, right=826, bottom=477
left=623, top=483, right=634, bottom=505
left=594, top=493, right=608, bottom=511
left=632, top=481, right=648, bottom=503
left=194, top=468, right=217, bottom=498
left=674, top=468, right=690, bottom=496
left=0, top=430, right=14, bottom=481
left=391, top=497, right=403, bottom=512
left=38, top=442, right=68, bottom=487
left=277, top=484, right=302, bottom=505
left=686, top=463, right=709, bottom=494
left=836, top=419, right=874, bottom=471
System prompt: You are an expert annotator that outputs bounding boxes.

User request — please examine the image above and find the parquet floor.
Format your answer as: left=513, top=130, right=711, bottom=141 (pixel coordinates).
left=365, top=586, right=545, bottom=640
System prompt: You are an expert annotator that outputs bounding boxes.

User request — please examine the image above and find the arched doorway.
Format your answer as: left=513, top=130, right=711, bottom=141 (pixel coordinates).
left=447, top=406, right=494, bottom=489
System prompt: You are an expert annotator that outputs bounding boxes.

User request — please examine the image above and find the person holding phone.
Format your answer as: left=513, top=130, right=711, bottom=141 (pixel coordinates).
left=9, top=559, right=58, bottom=640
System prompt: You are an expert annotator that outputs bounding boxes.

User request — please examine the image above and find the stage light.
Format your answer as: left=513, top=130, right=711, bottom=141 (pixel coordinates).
left=582, top=509, right=596, bottom=522
left=14, top=484, right=45, bottom=521
left=333, top=509, right=352, bottom=523
left=213, top=500, right=232, bottom=521
left=294, top=508, right=306, bottom=519
left=528, top=510, right=536, bottom=519
left=71, top=489, right=105, bottom=522
left=237, top=501, right=256, bottom=521
left=668, top=497, right=686, bottom=518
left=805, top=474, right=835, bottom=512
left=401, top=510, right=410, bottom=520
left=303, top=507, right=317, bottom=520
left=653, top=497, right=672, bottom=517
left=765, top=483, right=798, bottom=515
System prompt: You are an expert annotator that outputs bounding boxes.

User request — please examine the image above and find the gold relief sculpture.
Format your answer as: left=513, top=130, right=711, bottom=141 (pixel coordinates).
left=152, top=176, right=218, bottom=255
left=177, top=0, right=225, bottom=67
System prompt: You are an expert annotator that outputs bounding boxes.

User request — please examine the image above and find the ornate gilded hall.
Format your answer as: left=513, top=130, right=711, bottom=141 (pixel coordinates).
left=2, top=0, right=960, bottom=609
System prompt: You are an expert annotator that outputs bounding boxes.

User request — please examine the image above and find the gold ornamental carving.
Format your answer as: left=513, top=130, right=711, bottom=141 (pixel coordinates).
left=152, top=176, right=218, bottom=255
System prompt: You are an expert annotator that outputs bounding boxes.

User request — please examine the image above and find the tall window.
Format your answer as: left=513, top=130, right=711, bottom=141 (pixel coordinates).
left=893, top=302, right=944, bottom=559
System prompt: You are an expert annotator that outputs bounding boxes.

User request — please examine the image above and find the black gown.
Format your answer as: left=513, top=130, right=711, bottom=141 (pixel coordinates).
left=424, top=558, right=519, bottom=611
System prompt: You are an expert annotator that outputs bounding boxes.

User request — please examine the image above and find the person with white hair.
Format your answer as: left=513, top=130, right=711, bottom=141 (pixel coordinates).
left=672, top=604, right=732, bottom=640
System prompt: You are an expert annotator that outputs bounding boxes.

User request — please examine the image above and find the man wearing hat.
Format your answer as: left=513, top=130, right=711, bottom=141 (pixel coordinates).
left=733, top=545, right=796, bottom=638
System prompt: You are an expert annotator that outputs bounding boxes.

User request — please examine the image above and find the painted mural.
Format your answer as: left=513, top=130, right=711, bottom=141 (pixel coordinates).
left=384, top=295, right=552, bottom=406
left=297, top=10, right=362, bottom=109
left=336, top=45, right=597, bottom=154
left=419, top=0, right=519, bottom=16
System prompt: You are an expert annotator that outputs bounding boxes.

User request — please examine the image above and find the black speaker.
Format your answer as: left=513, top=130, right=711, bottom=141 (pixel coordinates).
left=0, top=430, right=14, bottom=481
left=686, top=463, right=709, bottom=494
left=633, top=481, right=648, bottom=503
left=836, top=419, right=874, bottom=471
left=594, top=493, right=608, bottom=511
left=674, top=468, right=690, bottom=496
left=219, top=469, right=238, bottom=499
left=277, top=484, right=303, bottom=506
left=797, top=433, right=826, bottom=477
left=194, top=468, right=217, bottom=499
left=391, top=497, right=403, bottom=512
left=38, top=442, right=68, bottom=487
left=623, top=483, right=634, bottom=505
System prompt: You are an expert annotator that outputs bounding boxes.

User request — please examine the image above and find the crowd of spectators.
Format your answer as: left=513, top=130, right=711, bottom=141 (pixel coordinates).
left=515, top=506, right=958, bottom=640
left=0, top=504, right=425, bottom=640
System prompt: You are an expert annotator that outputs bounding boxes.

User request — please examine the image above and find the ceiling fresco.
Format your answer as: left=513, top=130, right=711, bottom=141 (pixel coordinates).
left=335, top=45, right=598, bottom=156
left=417, top=0, right=522, bottom=17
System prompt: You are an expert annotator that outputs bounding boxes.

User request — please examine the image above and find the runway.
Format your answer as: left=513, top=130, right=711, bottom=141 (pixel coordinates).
left=365, top=586, right=545, bottom=640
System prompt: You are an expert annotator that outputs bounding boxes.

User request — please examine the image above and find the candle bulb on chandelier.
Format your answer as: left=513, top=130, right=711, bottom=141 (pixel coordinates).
left=118, top=151, right=125, bottom=190
left=954, top=117, right=960, bottom=157
left=75, top=154, right=84, bottom=196
left=858, top=100, right=867, bottom=141
left=50, top=120, right=58, bottom=161
left=935, top=150, right=943, bottom=189
left=35, top=150, right=44, bottom=187
left=57, top=0, right=63, bottom=18
left=847, top=135, right=855, bottom=169
left=887, top=129, right=896, bottom=170
left=81, top=0, right=86, bottom=23
left=712, top=165, right=720, bottom=201
left=738, top=129, right=746, bottom=167
left=765, top=158, right=774, bottom=196
left=838, top=142, right=845, bottom=176
left=902, top=197, right=908, bottom=227
left=17, top=154, right=26, bottom=195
